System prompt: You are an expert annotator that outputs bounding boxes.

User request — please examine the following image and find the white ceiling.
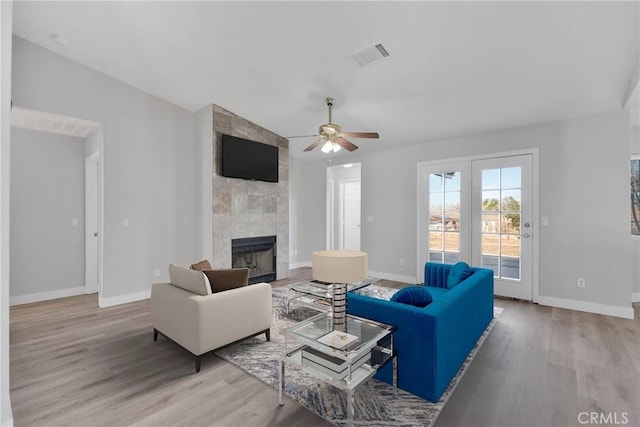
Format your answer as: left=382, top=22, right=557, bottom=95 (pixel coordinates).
left=12, top=1, right=640, bottom=158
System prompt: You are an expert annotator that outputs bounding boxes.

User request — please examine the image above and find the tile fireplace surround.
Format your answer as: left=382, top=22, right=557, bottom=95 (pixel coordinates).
left=211, top=104, right=289, bottom=280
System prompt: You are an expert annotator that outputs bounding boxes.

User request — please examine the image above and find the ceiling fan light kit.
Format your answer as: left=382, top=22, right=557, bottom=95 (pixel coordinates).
left=292, top=97, right=380, bottom=153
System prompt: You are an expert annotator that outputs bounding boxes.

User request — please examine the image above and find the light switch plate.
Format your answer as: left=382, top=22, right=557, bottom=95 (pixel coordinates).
left=541, top=216, right=549, bottom=226
left=122, top=218, right=129, bottom=228
left=71, top=218, right=79, bottom=227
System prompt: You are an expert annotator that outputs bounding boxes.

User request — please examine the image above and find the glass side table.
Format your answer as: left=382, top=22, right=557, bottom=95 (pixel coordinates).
left=278, top=311, right=396, bottom=427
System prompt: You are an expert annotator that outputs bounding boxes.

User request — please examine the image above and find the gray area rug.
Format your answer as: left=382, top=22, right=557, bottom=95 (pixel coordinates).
left=215, top=285, right=503, bottom=427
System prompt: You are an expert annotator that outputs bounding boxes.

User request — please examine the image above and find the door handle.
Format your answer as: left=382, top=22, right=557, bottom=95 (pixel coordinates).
left=93, top=233, right=98, bottom=237
left=522, top=233, right=531, bottom=238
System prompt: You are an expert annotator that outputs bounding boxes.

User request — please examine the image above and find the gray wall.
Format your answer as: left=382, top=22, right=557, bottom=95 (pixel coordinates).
left=0, top=2, right=12, bottom=424
left=11, top=36, right=197, bottom=303
left=293, top=111, right=632, bottom=311
left=194, top=105, right=213, bottom=263
left=10, top=129, right=85, bottom=297
left=632, top=126, right=640, bottom=299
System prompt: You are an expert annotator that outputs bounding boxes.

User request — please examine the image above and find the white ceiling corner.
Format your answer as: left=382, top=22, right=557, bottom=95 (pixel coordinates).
left=11, top=1, right=640, bottom=158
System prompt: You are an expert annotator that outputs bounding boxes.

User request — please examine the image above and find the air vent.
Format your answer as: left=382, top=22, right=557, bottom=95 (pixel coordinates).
left=351, top=43, right=391, bottom=68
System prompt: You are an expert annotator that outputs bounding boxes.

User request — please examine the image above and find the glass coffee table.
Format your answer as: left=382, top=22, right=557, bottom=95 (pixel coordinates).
left=286, top=277, right=379, bottom=313
left=278, top=311, right=396, bottom=427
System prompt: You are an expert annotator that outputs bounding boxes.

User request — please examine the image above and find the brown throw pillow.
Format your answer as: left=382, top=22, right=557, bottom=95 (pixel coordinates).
left=203, top=268, right=250, bottom=293
left=191, top=259, right=212, bottom=271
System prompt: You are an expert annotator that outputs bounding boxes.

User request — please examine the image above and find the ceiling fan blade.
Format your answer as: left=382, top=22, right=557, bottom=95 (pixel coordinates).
left=341, top=132, right=379, bottom=139
left=336, top=136, right=359, bottom=152
left=286, top=134, right=320, bottom=139
left=303, top=138, right=326, bottom=152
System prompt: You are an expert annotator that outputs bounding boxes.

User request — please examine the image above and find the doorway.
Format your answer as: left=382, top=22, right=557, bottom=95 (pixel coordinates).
left=11, top=106, right=104, bottom=303
left=327, top=163, right=362, bottom=250
left=418, top=152, right=537, bottom=300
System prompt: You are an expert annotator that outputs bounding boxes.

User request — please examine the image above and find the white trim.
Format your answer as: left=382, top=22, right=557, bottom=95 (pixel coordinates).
left=537, top=296, right=634, bottom=320
left=290, top=261, right=312, bottom=270
left=632, top=292, right=640, bottom=303
left=10, top=287, right=85, bottom=306
left=99, top=290, right=151, bottom=308
left=368, top=270, right=415, bottom=285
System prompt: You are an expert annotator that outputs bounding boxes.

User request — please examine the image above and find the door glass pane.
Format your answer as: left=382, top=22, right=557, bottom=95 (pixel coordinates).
left=482, top=213, right=499, bottom=233
left=444, top=232, right=460, bottom=252
left=501, top=167, right=521, bottom=189
left=445, top=192, right=460, bottom=212
left=501, top=234, right=521, bottom=257
left=444, top=172, right=461, bottom=191
left=444, top=252, right=460, bottom=264
left=501, top=213, right=520, bottom=234
left=481, top=255, right=499, bottom=275
left=501, top=257, right=520, bottom=279
left=429, top=213, right=443, bottom=230
left=430, top=174, right=443, bottom=192
left=429, top=232, right=443, bottom=251
left=427, top=171, right=461, bottom=265
left=430, top=193, right=443, bottom=211
left=481, top=166, right=522, bottom=280
left=481, top=234, right=499, bottom=255
left=445, top=211, right=461, bottom=232
left=482, top=169, right=500, bottom=189
left=502, top=190, right=521, bottom=211
left=482, top=191, right=500, bottom=211
left=429, top=252, right=443, bottom=263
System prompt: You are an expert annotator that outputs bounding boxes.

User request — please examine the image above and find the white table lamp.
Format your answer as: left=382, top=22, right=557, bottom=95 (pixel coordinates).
left=312, top=250, right=368, bottom=328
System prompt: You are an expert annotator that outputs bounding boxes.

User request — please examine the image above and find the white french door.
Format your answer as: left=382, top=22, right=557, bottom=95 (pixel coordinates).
left=418, top=154, right=534, bottom=300
left=471, top=155, right=533, bottom=300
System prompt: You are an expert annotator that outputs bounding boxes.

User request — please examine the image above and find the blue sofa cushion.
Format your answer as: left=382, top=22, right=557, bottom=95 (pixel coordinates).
left=446, top=262, right=472, bottom=289
left=390, top=286, right=433, bottom=307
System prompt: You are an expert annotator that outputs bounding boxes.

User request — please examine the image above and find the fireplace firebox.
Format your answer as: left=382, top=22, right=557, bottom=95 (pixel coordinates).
left=231, top=236, right=276, bottom=284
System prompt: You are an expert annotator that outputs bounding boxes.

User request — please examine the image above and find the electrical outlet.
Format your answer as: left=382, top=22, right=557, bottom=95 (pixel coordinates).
left=577, top=278, right=586, bottom=288
left=154, top=269, right=160, bottom=278
left=400, top=258, right=405, bottom=266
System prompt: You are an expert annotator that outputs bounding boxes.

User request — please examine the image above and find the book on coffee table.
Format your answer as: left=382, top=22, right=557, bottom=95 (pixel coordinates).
left=317, top=330, right=359, bottom=350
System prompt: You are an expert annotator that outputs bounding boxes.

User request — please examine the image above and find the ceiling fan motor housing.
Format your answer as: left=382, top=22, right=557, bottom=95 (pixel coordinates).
left=319, top=123, right=341, bottom=140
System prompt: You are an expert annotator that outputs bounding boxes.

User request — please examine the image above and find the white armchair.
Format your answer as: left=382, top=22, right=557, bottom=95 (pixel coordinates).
left=151, top=264, right=272, bottom=372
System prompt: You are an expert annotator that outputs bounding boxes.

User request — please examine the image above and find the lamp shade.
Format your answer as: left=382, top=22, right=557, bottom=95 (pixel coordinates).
left=312, top=250, right=368, bottom=283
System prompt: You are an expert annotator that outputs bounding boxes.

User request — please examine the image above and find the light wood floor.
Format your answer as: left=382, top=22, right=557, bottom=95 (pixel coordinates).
left=9, top=268, right=640, bottom=427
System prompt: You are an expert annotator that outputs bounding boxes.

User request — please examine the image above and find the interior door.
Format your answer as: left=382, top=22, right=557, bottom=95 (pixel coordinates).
left=340, top=181, right=361, bottom=250
left=472, top=155, right=533, bottom=300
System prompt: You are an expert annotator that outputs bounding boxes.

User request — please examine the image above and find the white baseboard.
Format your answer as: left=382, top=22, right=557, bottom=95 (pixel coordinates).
left=99, top=290, right=150, bottom=308
left=632, top=292, right=640, bottom=303
left=368, top=270, right=416, bottom=285
left=289, top=261, right=311, bottom=270
left=537, top=296, right=635, bottom=320
left=10, top=287, right=85, bottom=306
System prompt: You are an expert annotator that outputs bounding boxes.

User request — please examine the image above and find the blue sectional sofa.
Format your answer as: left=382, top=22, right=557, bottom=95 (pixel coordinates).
left=347, top=262, right=494, bottom=402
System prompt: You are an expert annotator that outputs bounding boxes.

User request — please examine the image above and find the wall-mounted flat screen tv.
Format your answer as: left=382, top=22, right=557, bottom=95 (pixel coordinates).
left=221, top=134, right=279, bottom=183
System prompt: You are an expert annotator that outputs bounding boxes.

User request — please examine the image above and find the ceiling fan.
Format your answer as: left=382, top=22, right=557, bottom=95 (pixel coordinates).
left=289, top=97, right=379, bottom=153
